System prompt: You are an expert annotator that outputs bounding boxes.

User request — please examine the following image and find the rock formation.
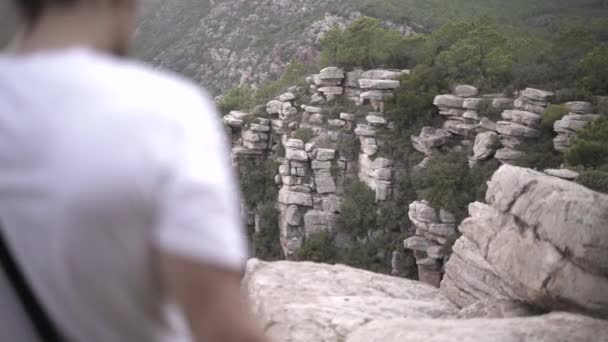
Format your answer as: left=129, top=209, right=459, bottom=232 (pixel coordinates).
left=553, top=111, right=599, bottom=152
left=441, top=165, right=608, bottom=317
left=244, top=258, right=608, bottom=341
left=224, top=66, right=406, bottom=259
left=404, top=201, right=456, bottom=287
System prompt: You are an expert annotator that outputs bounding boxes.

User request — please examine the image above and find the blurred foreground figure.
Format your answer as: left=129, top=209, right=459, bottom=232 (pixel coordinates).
left=0, top=0, right=268, bottom=341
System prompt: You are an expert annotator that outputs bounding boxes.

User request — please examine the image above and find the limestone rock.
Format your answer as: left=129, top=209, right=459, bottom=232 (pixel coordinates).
left=284, top=205, right=302, bottom=226
left=472, top=131, right=500, bottom=161
left=361, top=69, right=403, bottom=80
left=521, top=88, right=554, bottom=102
left=492, top=98, right=514, bottom=110
left=345, top=69, right=364, bottom=87
left=451, top=166, right=608, bottom=316
left=318, top=66, right=345, bottom=81
left=278, top=187, right=313, bottom=207
left=315, top=176, right=336, bottom=194
left=494, top=148, right=524, bottom=164
left=544, top=168, right=580, bottom=180
left=496, top=121, right=541, bottom=139
left=366, top=115, right=387, bottom=126
left=340, top=112, right=357, bottom=121
left=565, top=101, right=593, bottom=114
left=433, top=94, right=465, bottom=108
left=404, top=236, right=440, bottom=251
left=345, top=312, right=608, bottom=342
left=501, top=110, right=542, bottom=128
left=358, top=79, right=400, bottom=90
left=479, top=117, right=497, bottom=132
left=278, top=92, right=296, bottom=102
left=456, top=300, right=539, bottom=319
left=285, top=139, right=304, bottom=149
left=408, top=201, right=438, bottom=223
left=286, top=148, right=309, bottom=161
left=244, top=259, right=458, bottom=342
left=463, top=98, right=483, bottom=110
left=442, top=120, right=478, bottom=137
left=411, top=127, right=451, bottom=155
left=453, top=85, right=479, bottom=98
left=354, top=124, right=376, bottom=137
left=303, top=210, right=336, bottom=236
left=360, top=90, right=394, bottom=101
left=267, top=100, right=283, bottom=115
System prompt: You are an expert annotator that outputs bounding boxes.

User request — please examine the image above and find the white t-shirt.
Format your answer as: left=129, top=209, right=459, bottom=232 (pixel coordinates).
left=0, top=48, right=248, bottom=341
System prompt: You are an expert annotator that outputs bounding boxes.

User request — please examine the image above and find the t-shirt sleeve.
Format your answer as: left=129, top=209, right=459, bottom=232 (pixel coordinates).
left=154, top=89, right=249, bottom=272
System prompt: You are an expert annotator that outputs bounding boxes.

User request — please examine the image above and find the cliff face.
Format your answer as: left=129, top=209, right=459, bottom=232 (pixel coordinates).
left=134, top=0, right=416, bottom=95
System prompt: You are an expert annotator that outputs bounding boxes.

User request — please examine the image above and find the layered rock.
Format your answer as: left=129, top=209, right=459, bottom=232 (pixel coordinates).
left=441, top=165, right=608, bottom=317
left=225, top=66, right=404, bottom=259
left=553, top=113, right=600, bottom=152
left=404, top=201, right=457, bottom=287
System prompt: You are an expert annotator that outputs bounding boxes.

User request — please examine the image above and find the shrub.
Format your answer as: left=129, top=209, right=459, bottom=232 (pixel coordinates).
left=337, top=180, right=378, bottom=238
left=541, top=104, right=569, bottom=132
left=577, top=170, right=608, bottom=194
left=292, top=127, right=315, bottom=143
left=237, top=158, right=278, bottom=210
left=336, top=132, right=359, bottom=160
left=252, top=203, right=284, bottom=261
left=566, top=116, right=608, bottom=168
left=296, top=232, right=337, bottom=263
left=414, top=152, right=474, bottom=219
left=218, top=86, right=256, bottom=116
left=476, top=98, right=502, bottom=122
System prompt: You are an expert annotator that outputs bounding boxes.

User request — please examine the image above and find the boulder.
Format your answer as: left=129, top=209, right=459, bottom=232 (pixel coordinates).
left=358, top=79, right=400, bottom=90
left=492, top=98, right=514, bottom=110
left=411, top=127, right=451, bottom=155
left=266, top=100, right=283, bottom=115
left=479, top=117, right=497, bottom=132
left=340, top=112, right=357, bottom=121
left=318, top=66, right=345, bottom=81
left=472, top=131, right=500, bottom=161
left=442, top=120, right=478, bottom=137
left=521, top=88, right=554, bottom=102
left=565, top=101, right=593, bottom=114
left=409, top=201, right=438, bottom=223
left=283, top=205, right=302, bottom=226
left=433, top=94, right=465, bottom=108
left=354, top=124, right=376, bottom=137
left=278, top=92, right=296, bottom=102
left=494, top=148, right=524, bottom=164
left=453, top=85, right=479, bottom=98
left=318, top=86, right=344, bottom=95
left=360, top=91, right=394, bottom=101
left=278, top=187, right=313, bottom=207
left=361, top=69, right=403, bottom=80
left=244, top=260, right=458, bottom=342
left=450, top=166, right=608, bottom=316
left=314, top=148, right=336, bottom=161
left=496, top=121, right=541, bottom=139
left=462, top=110, right=480, bottom=121
left=463, top=98, right=483, bottom=110
left=366, top=115, right=387, bottom=126
left=544, top=168, right=580, bottom=180
left=286, top=148, right=309, bottom=161
left=285, top=139, right=304, bottom=149
left=303, top=210, right=337, bottom=236
left=501, top=110, right=542, bottom=128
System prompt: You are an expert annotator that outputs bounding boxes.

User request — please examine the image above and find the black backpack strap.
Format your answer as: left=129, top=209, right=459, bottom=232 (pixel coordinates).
left=0, top=222, right=65, bottom=341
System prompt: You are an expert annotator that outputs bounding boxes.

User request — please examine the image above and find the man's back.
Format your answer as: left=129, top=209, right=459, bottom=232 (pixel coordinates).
left=0, top=48, right=247, bottom=341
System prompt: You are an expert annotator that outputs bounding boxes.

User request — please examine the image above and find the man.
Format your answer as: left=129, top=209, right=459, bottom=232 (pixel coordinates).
left=0, top=0, right=269, bottom=341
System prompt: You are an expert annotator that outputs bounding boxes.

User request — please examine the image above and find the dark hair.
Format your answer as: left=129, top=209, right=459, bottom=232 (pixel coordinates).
left=15, top=0, right=78, bottom=22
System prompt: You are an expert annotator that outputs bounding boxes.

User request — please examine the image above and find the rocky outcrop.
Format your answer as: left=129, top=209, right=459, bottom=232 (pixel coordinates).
left=404, top=201, right=457, bottom=287
left=244, top=259, right=458, bottom=342
left=553, top=113, right=600, bottom=152
left=225, top=66, right=404, bottom=258
left=441, top=165, right=608, bottom=317
left=244, top=259, right=608, bottom=342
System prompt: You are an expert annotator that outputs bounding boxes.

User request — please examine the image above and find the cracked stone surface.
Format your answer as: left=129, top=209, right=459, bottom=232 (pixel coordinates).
left=345, top=312, right=608, bottom=342
left=442, top=165, right=608, bottom=317
left=244, top=259, right=457, bottom=341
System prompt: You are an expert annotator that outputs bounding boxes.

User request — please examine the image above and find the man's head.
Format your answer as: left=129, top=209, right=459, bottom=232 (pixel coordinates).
left=13, top=0, right=137, bottom=56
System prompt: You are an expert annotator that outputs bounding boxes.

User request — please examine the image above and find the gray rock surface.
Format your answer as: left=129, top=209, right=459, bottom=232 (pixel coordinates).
left=345, top=312, right=608, bottom=342
left=443, top=166, right=608, bottom=317
left=472, top=131, right=500, bottom=160
left=244, top=259, right=458, bottom=342
left=453, top=85, right=479, bottom=98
